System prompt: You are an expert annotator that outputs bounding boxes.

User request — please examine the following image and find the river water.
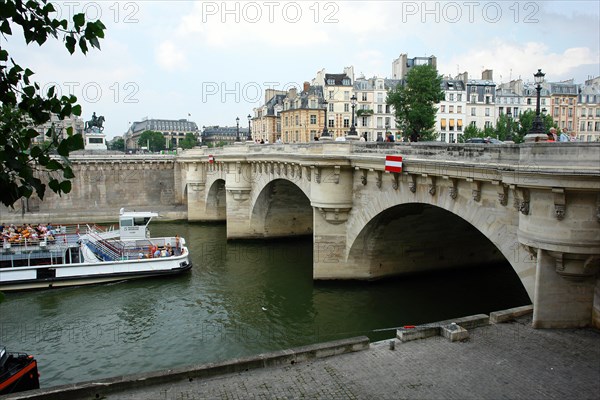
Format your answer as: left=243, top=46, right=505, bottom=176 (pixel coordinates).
left=0, top=222, right=530, bottom=388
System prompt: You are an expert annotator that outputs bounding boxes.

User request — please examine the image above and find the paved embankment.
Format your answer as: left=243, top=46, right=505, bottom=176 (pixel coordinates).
left=3, top=306, right=599, bottom=400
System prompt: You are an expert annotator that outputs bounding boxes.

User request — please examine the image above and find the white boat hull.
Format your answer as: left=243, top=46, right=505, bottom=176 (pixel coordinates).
left=0, top=253, right=192, bottom=292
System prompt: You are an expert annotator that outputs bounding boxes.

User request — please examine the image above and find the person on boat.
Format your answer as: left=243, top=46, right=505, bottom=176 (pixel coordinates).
left=153, top=247, right=161, bottom=258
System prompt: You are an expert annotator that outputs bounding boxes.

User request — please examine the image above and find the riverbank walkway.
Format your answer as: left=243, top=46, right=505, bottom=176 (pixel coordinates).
left=3, top=306, right=599, bottom=400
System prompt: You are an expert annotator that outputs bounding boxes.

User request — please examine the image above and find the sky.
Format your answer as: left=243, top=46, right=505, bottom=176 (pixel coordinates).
left=3, top=0, right=599, bottom=139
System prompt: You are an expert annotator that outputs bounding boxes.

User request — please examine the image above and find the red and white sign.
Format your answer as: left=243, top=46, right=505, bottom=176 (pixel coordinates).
left=208, top=155, right=214, bottom=164
left=384, top=155, right=403, bottom=173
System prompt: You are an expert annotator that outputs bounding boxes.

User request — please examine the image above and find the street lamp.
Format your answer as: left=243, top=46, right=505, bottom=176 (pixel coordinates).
left=348, top=94, right=359, bottom=139
left=247, top=114, right=253, bottom=142
left=505, top=107, right=514, bottom=143
left=320, top=99, right=331, bottom=140
left=525, top=69, right=546, bottom=142
left=235, top=117, right=240, bottom=142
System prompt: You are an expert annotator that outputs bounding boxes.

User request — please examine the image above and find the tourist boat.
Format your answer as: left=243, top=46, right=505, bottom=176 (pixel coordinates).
left=0, top=345, right=40, bottom=395
left=0, top=209, right=192, bottom=291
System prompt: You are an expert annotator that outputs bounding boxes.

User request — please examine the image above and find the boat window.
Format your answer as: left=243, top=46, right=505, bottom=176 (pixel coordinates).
left=134, top=217, right=151, bottom=226
left=121, top=218, right=133, bottom=227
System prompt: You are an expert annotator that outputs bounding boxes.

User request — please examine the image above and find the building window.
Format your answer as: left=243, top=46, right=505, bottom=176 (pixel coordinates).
left=310, top=115, right=317, bottom=124
left=440, top=132, right=446, bottom=142
left=361, top=117, right=367, bottom=127
left=377, top=93, right=384, bottom=103
left=344, top=103, right=349, bottom=112
left=457, top=106, right=462, bottom=113
left=362, top=92, right=367, bottom=101
left=328, top=90, right=334, bottom=100
left=485, top=108, right=490, bottom=117
left=385, top=105, right=390, bottom=114
left=329, top=103, right=334, bottom=112
left=471, top=107, right=476, bottom=116
left=441, top=105, right=446, bottom=113
left=344, top=91, right=350, bottom=101
left=457, top=94, right=462, bottom=101
left=449, top=93, right=454, bottom=101
left=470, top=121, right=476, bottom=127
left=377, top=117, right=383, bottom=129
left=377, top=104, right=383, bottom=113
left=485, top=121, right=492, bottom=128
left=441, top=119, right=447, bottom=131
left=328, top=119, right=334, bottom=128
left=449, top=105, right=454, bottom=114
left=343, top=118, right=350, bottom=128
left=449, top=133, right=455, bottom=143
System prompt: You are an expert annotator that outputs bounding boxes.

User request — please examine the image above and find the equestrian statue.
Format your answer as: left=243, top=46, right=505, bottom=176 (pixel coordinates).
left=85, top=112, right=105, bottom=132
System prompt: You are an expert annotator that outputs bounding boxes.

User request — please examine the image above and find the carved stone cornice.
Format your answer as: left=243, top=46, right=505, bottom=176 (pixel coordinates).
left=467, top=179, right=481, bottom=202
left=317, top=207, right=352, bottom=224
left=492, top=180, right=508, bottom=206
left=227, top=189, right=251, bottom=202
left=390, top=172, right=399, bottom=190
left=547, top=251, right=600, bottom=281
left=424, top=175, right=436, bottom=196
left=552, top=188, right=566, bottom=221
left=408, top=174, right=417, bottom=193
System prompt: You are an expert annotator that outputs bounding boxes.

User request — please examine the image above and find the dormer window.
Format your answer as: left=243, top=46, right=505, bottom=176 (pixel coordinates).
left=342, top=78, right=351, bottom=85
left=327, top=79, right=335, bottom=85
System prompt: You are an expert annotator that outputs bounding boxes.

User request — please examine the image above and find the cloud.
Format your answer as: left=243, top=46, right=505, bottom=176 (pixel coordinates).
left=441, top=40, right=599, bottom=82
left=155, top=41, right=189, bottom=71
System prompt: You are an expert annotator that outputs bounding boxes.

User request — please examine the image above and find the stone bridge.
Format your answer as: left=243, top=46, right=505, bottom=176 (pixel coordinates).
left=177, top=142, right=600, bottom=329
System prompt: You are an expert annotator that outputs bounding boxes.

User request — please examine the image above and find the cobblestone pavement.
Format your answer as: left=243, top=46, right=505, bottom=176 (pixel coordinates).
left=81, top=316, right=600, bottom=399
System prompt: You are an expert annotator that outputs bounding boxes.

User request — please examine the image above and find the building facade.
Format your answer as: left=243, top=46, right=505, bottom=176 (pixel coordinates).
left=437, top=79, right=467, bottom=143
left=31, top=114, right=85, bottom=143
left=548, top=80, right=579, bottom=132
left=354, top=76, right=401, bottom=141
left=201, top=126, right=249, bottom=146
left=280, top=83, right=325, bottom=143
left=392, top=53, right=437, bottom=80
left=460, top=70, right=497, bottom=131
left=252, top=89, right=286, bottom=143
left=577, top=76, right=600, bottom=142
left=125, top=118, right=199, bottom=151
left=312, top=68, right=355, bottom=140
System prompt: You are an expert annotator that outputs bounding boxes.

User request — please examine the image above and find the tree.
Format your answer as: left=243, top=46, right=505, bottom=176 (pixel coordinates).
left=109, top=137, right=125, bottom=152
left=459, top=124, right=482, bottom=142
left=179, top=132, right=197, bottom=149
left=387, top=65, right=444, bottom=141
left=515, top=109, right=557, bottom=143
left=0, top=0, right=106, bottom=207
left=138, top=130, right=165, bottom=152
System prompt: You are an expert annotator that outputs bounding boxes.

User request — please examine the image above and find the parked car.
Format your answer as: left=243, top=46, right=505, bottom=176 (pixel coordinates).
left=465, top=137, right=487, bottom=143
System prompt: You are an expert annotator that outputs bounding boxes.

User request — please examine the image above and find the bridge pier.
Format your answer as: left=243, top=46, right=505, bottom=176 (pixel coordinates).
left=532, top=249, right=599, bottom=328
left=519, top=189, right=600, bottom=329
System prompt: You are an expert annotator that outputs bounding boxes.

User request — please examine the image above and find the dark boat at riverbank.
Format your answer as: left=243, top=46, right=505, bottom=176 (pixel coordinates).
left=0, top=345, right=40, bottom=395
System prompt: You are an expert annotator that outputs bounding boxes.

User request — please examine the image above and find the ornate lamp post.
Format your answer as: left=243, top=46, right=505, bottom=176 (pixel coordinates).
left=320, top=99, right=332, bottom=140
left=525, top=69, right=546, bottom=142
left=235, top=117, right=240, bottom=142
left=505, top=107, right=514, bottom=143
left=347, top=94, right=359, bottom=140
left=247, top=114, right=253, bottom=142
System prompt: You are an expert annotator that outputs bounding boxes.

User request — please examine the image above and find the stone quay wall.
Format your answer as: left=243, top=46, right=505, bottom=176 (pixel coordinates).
left=0, top=154, right=186, bottom=224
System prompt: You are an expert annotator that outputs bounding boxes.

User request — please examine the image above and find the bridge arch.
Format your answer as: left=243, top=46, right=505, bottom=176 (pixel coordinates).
left=345, top=184, right=535, bottom=300
left=248, top=178, right=313, bottom=239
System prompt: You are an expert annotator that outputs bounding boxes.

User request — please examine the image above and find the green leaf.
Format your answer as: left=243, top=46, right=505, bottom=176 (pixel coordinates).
left=60, top=180, right=72, bottom=193
left=46, top=160, right=62, bottom=171
left=73, top=13, right=86, bottom=30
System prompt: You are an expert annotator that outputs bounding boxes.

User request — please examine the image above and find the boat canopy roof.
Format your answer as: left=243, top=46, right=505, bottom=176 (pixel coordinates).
left=119, top=208, right=159, bottom=220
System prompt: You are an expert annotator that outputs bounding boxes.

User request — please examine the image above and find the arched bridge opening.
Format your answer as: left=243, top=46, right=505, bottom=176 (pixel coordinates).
left=347, top=203, right=530, bottom=302
left=250, top=179, right=313, bottom=239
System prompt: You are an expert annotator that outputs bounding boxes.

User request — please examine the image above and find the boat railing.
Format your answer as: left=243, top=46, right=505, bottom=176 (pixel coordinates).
left=82, top=229, right=123, bottom=262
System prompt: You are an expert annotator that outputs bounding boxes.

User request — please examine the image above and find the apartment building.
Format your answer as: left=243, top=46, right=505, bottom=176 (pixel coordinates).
left=459, top=70, right=497, bottom=131
left=437, top=79, right=467, bottom=143
left=548, top=79, right=579, bottom=132
left=252, top=89, right=286, bottom=143
left=280, top=83, right=325, bottom=143
left=354, top=76, right=401, bottom=141
left=577, top=76, right=600, bottom=142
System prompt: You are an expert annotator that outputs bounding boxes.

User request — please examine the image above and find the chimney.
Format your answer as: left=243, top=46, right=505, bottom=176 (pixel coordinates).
left=303, top=81, right=310, bottom=93
left=482, top=69, right=493, bottom=81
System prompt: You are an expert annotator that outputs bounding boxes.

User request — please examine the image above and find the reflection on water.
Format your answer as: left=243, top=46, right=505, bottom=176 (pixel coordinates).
left=0, top=222, right=530, bottom=387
